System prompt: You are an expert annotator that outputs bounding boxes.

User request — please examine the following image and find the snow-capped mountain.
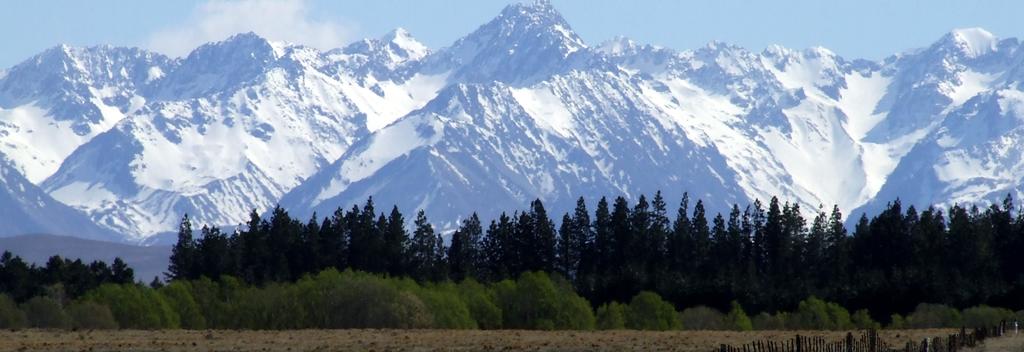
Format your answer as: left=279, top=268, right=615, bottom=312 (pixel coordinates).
left=4, top=0, right=1024, bottom=242
left=0, top=45, right=172, bottom=183
left=40, top=32, right=446, bottom=241
left=0, top=156, right=119, bottom=241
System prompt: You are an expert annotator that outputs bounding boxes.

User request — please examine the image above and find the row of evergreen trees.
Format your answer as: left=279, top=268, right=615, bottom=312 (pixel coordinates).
left=0, top=252, right=134, bottom=302
left=168, top=192, right=1024, bottom=322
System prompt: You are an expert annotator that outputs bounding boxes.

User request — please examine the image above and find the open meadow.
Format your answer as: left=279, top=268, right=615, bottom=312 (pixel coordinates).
left=0, top=329, right=964, bottom=352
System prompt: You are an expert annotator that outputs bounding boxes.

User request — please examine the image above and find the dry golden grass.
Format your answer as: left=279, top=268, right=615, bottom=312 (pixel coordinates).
left=965, top=332, right=1024, bottom=352
left=0, top=329, right=960, bottom=352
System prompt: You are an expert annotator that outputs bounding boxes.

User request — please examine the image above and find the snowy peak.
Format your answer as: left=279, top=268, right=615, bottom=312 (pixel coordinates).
left=943, top=28, right=999, bottom=58
left=338, top=27, right=430, bottom=77
left=431, top=0, right=589, bottom=84
left=489, top=0, right=586, bottom=53
left=1, top=44, right=171, bottom=101
left=597, top=36, right=639, bottom=56
left=380, top=28, right=430, bottom=61
left=186, top=32, right=280, bottom=63
left=150, top=32, right=281, bottom=98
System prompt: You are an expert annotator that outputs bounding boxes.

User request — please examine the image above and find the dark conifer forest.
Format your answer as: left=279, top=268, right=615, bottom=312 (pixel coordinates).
left=3, top=192, right=1023, bottom=330
left=166, top=192, right=1024, bottom=322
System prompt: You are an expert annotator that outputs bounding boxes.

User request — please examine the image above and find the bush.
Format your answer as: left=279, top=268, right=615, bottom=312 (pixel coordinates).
left=889, top=314, right=907, bottom=329
left=596, top=302, right=627, bottom=330
left=679, top=306, right=724, bottom=330
left=21, top=296, right=70, bottom=329
left=159, top=281, right=207, bottom=329
left=415, top=282, right=476, bottom=329
left=67, top=301, right=118, bottom=329
left=457, top=279, right=502, bottom=329
left=296, top=269, right=433, bottom=329
left=84, top=284, right=180, bottom=329
left=906, top=303, right=961, bottom=328
left=726, top=301, right=753, bottom=331
left=962, top=305, right=1015, bottom=328
left=752, top=312, right=787, bottom=330
left=851, top=309, right=880, bottom=330
left=186, top=276, right=238, bottom=328
left=627, top=291, right=681, bottom=330
left=0, top=294, right=27, bottom=329
left=231, top=283, right=304, bottom=329
left=494, top=272, right=594, bottom=330
left=789, top=296, right=851, bottom=330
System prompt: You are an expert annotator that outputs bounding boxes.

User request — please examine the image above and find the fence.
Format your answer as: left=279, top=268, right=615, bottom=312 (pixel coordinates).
left=717, top=322, right=1010, bottom=352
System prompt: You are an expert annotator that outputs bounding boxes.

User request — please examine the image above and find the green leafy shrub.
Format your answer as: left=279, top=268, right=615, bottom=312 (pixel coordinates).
left=788, top=296, right=851, bottom=330
left=679, top=306, right=724, bottom=330
left=962, top=305, right=1014, bottom=328
left=494, top=271, right=594, bottom=330
left=415, top=282, right=476, bottom=329
left=21, top=296, right=70, bottom=329
left=627, top=291, right=681, bottom=330
left=457, top=279, right=502, bottom=329
left=752, top=312, right=787, bottom=330
left=726, top=301, right=753, bottom=331
left=889, top=314, right=907, bottom=329
left=159, top=281, right=206, bottom=329
left=67, top=301, right=118, bottom=329
left=851, top=309, right=880, bottom=330
left=906, top=303, right=961, bottom=328
left=0, top=294, right=26, bottom=329
left=84, top=284, right=179, bottom=329
left=596, top=302, right=627, bottom=330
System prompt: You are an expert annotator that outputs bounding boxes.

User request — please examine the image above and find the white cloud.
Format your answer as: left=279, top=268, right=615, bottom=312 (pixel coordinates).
left=146, top=0, right=357, bottom=57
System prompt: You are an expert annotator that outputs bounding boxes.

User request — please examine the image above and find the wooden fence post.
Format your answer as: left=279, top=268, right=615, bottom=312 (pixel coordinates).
left=869, top=330, right=877, bottom=352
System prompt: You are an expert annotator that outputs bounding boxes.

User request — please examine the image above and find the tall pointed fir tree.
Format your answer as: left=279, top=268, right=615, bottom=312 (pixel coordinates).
left=167, top=214, right=196, bottom=281
left=382, top=206, right=408, bottom=277
left=529, top=199, right=558, bottom=273
left=449, top=213, right=482, bottom=281
left=409, top=210, right=443, bottom=282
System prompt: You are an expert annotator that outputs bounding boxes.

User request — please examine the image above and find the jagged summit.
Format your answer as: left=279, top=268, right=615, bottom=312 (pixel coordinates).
left=426, top=0, right=589, bottom=84
left=343, top=27, right=430, bottom=66
left=380, top=28, right=430, bottom=61
left=944, top=27, right=999, bottom=58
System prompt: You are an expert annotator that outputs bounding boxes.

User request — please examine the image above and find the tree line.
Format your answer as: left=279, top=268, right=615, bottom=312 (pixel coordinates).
left=167, top=192, right=1024, bottom=323
left=0, top=252, right=134, bottom=302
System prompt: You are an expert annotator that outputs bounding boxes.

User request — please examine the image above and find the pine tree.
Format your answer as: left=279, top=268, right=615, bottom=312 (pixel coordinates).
left=557, top=213, right=575, bottom=278
left=530, top=199, right=558, bottom=273
left=691, top=199, right=711, bottom=276
left=570, top=197, right=594, bottom=284
left=110, top=258, right=133, bottom=284
left=592, top=197, right=613, bottom=277
left=167, top=215, right=196, bottom=281
left=196, top=225, right=230, bottom=280
left=610, top=197, right=632, bottom=270
left=382, top=206, right=408, bottom=277
left=648, top=192, right=670, bottom=278
left=449, top=213, right=482, bottom=281
left=628, top=195, right=652, bottom=286
left=409, top=210, right=439, bottom=282
left=668, top=193, right=692, bottom=275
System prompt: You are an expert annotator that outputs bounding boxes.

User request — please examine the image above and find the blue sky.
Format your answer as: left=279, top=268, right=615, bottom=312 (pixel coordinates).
left=1, top=0, right=1021, bottom=68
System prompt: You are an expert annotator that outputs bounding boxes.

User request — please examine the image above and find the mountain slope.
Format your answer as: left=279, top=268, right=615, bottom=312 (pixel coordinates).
left=0, top=45, right=173, bottom=183
left=41, top=33, right=446, bottom=240
left=0, top=157, right=119, bottom=241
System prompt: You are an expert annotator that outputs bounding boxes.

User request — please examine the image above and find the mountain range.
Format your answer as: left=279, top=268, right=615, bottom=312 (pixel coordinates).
left=2, top=0, right=1023, bottom=244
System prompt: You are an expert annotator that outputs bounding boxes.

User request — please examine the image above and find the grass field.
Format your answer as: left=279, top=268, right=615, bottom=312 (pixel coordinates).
left=0, top=329, right=965, bottom=352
